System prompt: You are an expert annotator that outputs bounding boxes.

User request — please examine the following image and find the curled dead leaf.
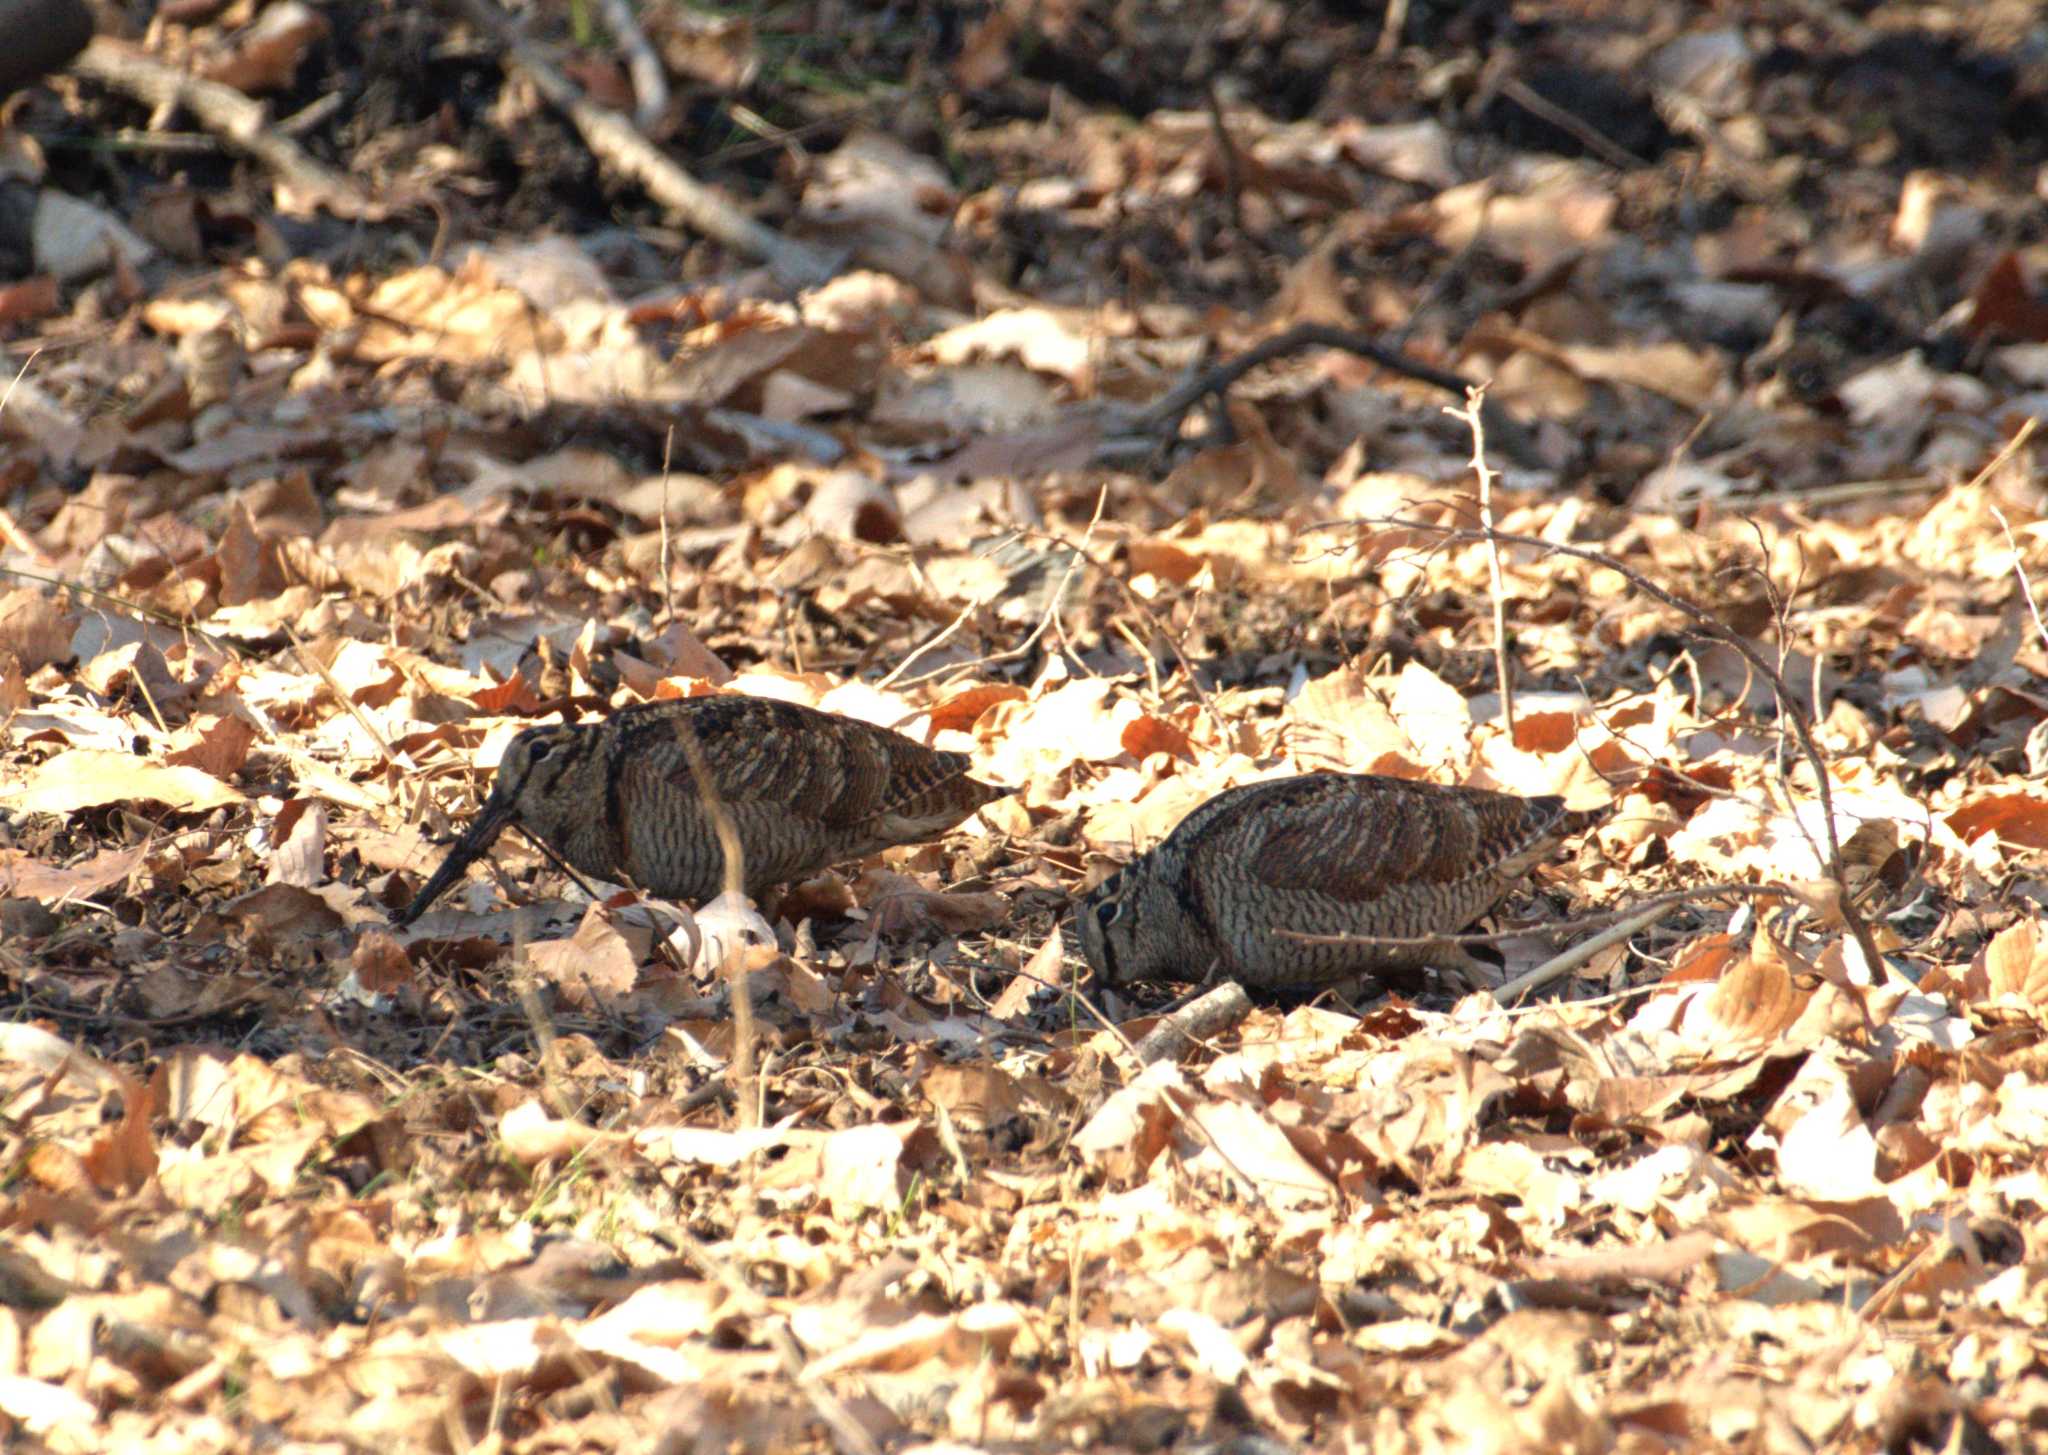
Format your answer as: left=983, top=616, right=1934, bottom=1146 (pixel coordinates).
left=164, top=713, right=258, bottom=780
left=1980, top=919, right=2048, bottom=1014
left=1699, top=926, right=1813, bottom=1049
left=1119, top=714, right=1193, bottom=763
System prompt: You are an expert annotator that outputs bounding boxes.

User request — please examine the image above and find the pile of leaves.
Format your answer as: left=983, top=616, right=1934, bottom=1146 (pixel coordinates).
left=4, top=1, right=2048, bottom=1450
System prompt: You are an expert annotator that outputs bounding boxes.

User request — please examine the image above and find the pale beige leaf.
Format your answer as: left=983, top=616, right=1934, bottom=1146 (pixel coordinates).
left=2, top=750, right=242, bottom=815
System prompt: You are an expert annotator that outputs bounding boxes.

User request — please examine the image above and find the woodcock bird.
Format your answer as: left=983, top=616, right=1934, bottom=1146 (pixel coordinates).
left=1075, top=773, right=1597, bottom=995
left=394, top=696, right=1010, bottom=925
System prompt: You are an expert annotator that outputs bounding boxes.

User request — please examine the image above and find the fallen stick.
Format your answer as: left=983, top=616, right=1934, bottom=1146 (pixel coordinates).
left=1132, top=322, right=1543, bottom=467
left=593, top=0, right=668, bottom=134
left=1131, top=981, right=1252, bottom=1066
left=444, top=0, right=837, bottom=288
left=70, top=37, right=377, bottom=220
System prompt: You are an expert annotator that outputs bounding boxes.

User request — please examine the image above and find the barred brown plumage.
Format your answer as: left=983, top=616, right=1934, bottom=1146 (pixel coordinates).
left=394, top=696, right=1010, bottom=925
left=1075, top=773, right=1599, bottom=995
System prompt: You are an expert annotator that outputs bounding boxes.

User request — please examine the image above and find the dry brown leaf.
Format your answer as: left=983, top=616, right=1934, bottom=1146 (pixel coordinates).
left=1947, top=792, right=2048, bottom=851
left=951, top=6, right=1016, bottom=90
left=991, top=927, right=1062, bottom=1020
left=1699, top=927, right=1813, bottom=1048
left=921, top=1063, right=1026, bottom=1134
left=1125, top=539, right=1207, bottom=584
left=2, top=750, right=243, bottom=815
left=499, top=1100, right=628, bottom=1165
left=819, top=1121, right=925, bottom=1216
left=265, top=801, right=327, bottom=887
left=1073, top=1061, right=1187, bottom=1181
left=164, top=713, right=257, bottom=780
left=82, top=1076, right=157, bottom=1196
left=217, top=883, right=345, bottom=940
left=1119, top=714, right=1193, bottom=763
left=931, top=683, right=1026, bottom=735
left=1980, top=919, right=2048, bottom=1012
left=855, top=868, right=1008, bottom=936
left=0, top=843, right=147, bottom=902
left=527, top=905, right=646, bottom=1004
left=351, top=930, right=416, bottom=994
left=1287, top=659, right=1411, bottom=772
left=198, top=0, right=329, bottom=93
left=0, top=588, right=75, bottom=671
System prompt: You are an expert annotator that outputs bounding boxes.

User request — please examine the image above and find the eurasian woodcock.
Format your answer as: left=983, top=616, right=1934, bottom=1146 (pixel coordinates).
left=1075, top=773, right=1596, bottom=995
left=394, top=695, right=1010, bottom=925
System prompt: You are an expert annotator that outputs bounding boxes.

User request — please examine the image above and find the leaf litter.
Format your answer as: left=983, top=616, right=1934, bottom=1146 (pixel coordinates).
left=3, top=0, right=2048, bottom=1450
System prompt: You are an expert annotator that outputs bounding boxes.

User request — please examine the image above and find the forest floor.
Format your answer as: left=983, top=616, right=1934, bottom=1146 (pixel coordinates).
left=4, top=1, right=2048, bottom=1450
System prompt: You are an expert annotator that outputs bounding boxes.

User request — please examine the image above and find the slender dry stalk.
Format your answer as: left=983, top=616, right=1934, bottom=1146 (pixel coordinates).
left=1313, top=514, right=1890, bottom=984
left=1447, top=385, right=1516, bottom=734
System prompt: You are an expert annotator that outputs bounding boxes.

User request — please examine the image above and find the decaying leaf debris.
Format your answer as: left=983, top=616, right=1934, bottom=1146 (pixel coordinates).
left=3, top=1, right=2048, bottom=1450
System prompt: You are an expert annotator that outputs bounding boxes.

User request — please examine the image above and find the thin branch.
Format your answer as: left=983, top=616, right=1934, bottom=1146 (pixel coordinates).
left=1981, top=418, right=2046, bottom=655
left=593, top=0, right=670, bottom=134
left=71, top=38, right=377, bottom=219
left=887, top=488, right=1108, bottom=691
left=1493, top=73, right=1648, bottom=171
left=1993, top=501, right=2048, bottom=663
left=1005, top=521, right=1226, bottom=738
left=1202, top=81, right=1246, bottom=235
left=1131, top=322, right=1541, bottom=467
left=1279, top=881, right=1798, bottom=953
left=1131, top=981, right=1251, bottom=1065
left=442, top=0, right=836, bottom=287
left=1494, top=899, right=1674, bottom=1004
left=1448, top=384, right=1515, bottom=732
left=1311, top=513, right=1889, bottom=983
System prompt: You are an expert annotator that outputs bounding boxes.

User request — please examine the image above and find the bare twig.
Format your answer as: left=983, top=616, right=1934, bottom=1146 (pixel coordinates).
left=1375, top=0, right=1409, bottom=57
left=281, top=623, right=411, bottom=771
left=1448, top=385, right=1515, bottom=732
left=1313, top=514, right=1890, bottom=983
left=874, top=588, right=992, bottom=691
left=1493, top=899, right=1675, bottom=1004
left=887, top=487, right=1109, bottom=692
left=1979, top=418, right=2046, bottom=654
left=1202, top=81, right=1246, bottom=235
left=1132, top=322, right=1542, bottom=467
left=659, top=715, right=756, bottom=1126
left=658, top=424, right=678, bottom=628
left=593, top=0, right=670, bottom=134
left=1992, top=502, right=2048, bottom=663
left=1279, top=881, right=1798, bottom=953
left=442, top=0, right=836, bottom=287
left=71, top=39, right=378, bottom=219
left=986, top=521, right=1227, bottom=738
left=0, top=346, right=42, bottom=420
left=1490, top=71, right=1648, bottom=171
left=1130, top=981, right=1252, bottom=1065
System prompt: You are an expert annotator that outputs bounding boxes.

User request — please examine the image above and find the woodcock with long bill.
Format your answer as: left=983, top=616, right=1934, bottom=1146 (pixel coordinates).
left=1076, top=773, right=1600, bottom=995
left=394, top=696, right=1011, bottom=926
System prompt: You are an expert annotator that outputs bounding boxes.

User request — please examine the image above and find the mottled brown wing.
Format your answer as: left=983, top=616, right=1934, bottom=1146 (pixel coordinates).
left=1223, top=774, right=1566, bottom=907
left=620, top=696, right=993, bottom=830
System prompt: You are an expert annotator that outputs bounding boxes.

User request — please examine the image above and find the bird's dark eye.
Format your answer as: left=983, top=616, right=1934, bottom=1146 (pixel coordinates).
left=527, top=738, right=552, bottom=761
left=1095, top=896, right=1122, bottom=928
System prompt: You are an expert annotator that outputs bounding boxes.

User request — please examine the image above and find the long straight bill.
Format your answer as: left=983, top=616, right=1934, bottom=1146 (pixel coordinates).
left=393, top=797, right=517, bottom=925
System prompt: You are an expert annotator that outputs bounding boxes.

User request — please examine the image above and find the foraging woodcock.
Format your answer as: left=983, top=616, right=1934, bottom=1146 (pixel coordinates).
left=394, top=696, right=1010, bottom=925
left=1076, top=773, right=1597, bottom=995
